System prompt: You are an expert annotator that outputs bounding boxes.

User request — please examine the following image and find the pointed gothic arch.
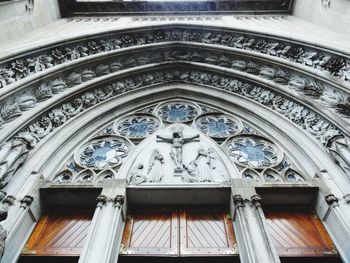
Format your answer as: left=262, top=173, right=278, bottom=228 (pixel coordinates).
left=0, top=18, right=349, bottom=263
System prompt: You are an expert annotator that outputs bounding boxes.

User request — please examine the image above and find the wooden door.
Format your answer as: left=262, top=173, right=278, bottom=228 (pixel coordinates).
left=22, top=206, right=94, bottom=256
left=120, top=206, right=237, bottom=257
left=264, top=206, right=336, bottom=256
left=121, top=207, right=178, bottom=255
left=179, top=207, right=236, bottom=256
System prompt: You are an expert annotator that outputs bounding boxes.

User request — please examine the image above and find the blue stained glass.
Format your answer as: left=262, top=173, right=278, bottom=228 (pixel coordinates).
left=92, top=146, right=114, bottom=161
left=208, top=119, right=228, bottom=136
left=168, top=106, right=188, bottom=121
left=128, top=120, right=149, bottom=136
left=238, top=141, right=265, bottom=161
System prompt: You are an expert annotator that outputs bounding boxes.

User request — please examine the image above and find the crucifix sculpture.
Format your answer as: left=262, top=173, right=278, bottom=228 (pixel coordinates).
left=157, top=126, right=199, bottom=174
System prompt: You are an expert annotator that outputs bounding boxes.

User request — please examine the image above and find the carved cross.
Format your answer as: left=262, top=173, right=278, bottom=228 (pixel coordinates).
left=156, top=128, right=199, bottom=174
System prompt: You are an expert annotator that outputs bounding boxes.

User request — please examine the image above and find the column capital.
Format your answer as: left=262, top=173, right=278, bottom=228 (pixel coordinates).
left=115, top=195, right=125, bottom=207
left=325, top=194, right=339, bottom=208
left=232, top=194, right=244, bottom=208
left=20, top=196, right=34, bottom=209
left=251, top=194, right=262, bottom=207
left=96, top=195, right=108, bottom=207
left=344, top=194, right=350, bottom=204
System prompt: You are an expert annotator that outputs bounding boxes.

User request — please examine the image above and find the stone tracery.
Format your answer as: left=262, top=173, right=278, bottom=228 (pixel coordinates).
left=48, top=99, right=306, bottom=186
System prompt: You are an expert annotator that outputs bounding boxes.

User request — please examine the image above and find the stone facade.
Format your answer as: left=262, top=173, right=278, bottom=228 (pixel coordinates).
left=0, top=0, right=350, bottom=263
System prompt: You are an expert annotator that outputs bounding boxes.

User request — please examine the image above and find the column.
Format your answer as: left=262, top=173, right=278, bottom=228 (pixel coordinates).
left=323, top=194, right=350, bottom=263
left=78, top=181, right=127, bottom=263
left=1, top=172, right=40, bottom=263
left=314, top=174, right=350, bottom=263
left=231, top=183, right=280, bottom=263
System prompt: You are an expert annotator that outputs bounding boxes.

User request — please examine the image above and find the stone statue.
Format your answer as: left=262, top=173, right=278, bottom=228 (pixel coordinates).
left=147, top=149, right=165, bottom=182
left=195, top=147, right=211, bottom=182
left=207, top=148, right=229, bottom=182
left=183, top=161, right=199, bottom=183
left=156, top=126, right=199, bottom=173
left=0, top=224, right=6, bottom=258
left=0, top=195, right=15, bottom=259
left=127, top=164, right=146, bottom=185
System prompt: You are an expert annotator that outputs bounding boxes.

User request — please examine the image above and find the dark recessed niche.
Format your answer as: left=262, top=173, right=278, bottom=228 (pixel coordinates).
left=58, top=0, right=293, bottom=17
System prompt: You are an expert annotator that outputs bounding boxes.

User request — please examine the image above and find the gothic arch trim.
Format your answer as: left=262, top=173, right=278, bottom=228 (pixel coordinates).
left=8, top=84, right=346, bottom=196
left=1, top=24, right=349, bottom=91
left=3, top=63, right=345, bottom=148
left=1, top=42, right=350, bottom=135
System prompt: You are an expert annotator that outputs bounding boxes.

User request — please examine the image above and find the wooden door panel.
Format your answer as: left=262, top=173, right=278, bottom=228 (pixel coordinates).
left=22, top=207, right=93, bottom=256
left=180, top=207, right=236, bottom=256
left=264, top=206, right=336, bottom=256
left=121, top=206, right=237, bottom=257
left=121, top=207, right=178, bottom=255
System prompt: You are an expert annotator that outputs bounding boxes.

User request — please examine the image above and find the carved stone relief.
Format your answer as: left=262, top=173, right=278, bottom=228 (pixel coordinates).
left=1, top=27, right=349, bottom=91
left=122, top=124, right=233, bottom=185
left=127, top=164, right=146, bottom=185
left=156, top=125, right=200, bottom=174
left=147, top=149, right=165, bottom=182
left=1, top=47, right=350, bottom=133
left=50, top=101, right=308, bottom=185
left=12, top=68, right=342, bottom=150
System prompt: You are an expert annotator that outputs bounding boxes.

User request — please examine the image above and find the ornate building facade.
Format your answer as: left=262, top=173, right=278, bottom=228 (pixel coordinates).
left=0, top=0, right=350, bottom=262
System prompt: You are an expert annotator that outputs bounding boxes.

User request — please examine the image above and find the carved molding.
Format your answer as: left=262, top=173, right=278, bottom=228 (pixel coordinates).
left=11, top=68, right=341, bottom=150
left=0, top=66, right=344, bottom=190
left=1, top=46, right=349, bottom=135
left=1, top=26, right=349, bottom=92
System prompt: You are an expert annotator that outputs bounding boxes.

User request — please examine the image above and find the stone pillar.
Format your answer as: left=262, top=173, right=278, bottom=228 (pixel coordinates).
left=78, top=181, right=126, bottom=263
left=231, top=184, right=280, bottom=263
left=323, top=194, right=350, bottom=263
left=1, top=172, right=41, bottom=263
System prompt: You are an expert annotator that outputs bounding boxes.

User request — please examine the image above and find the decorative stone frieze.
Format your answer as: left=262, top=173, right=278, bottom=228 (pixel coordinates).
left=11, top=68, right=341, bottom=150
left=1, top=47, right=350, bottom=134
left=1, top=26, right=349, bottom=91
